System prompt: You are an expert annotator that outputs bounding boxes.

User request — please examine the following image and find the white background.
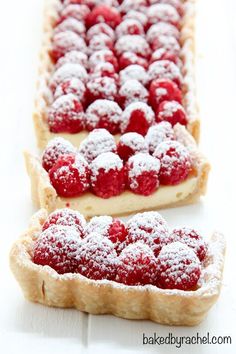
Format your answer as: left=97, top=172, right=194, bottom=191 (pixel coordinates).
left=0, top=0, right=236, bottom=353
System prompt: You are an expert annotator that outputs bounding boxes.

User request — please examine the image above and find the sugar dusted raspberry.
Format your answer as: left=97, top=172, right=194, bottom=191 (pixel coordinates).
left=50, top=63, right=88, bottom=92
left=79, top=128, right=117, bottom=162
left=88, top=49, right=118, bottom=71
left=33, top=225, right=81, bottom=274
left=77, top=232, right=117, bottom=280
left=145, top=122, right=174, bottom=153
left=42, top=137, right=76, bottom=172
left=119, top=0, right=147, bottom=14
left=86, top=77, right=118, bottom=103
left=86, top=5, right=121, bottom=29
left=54, top=18, right=86, bottom=38
left=49, top=153, right=90, bottom=197
left=116, top=242, right=157, bottom=286
left=150, top=47, right=180, bottom=66
left=54, top=78, right=86, bottom=103
left=126, top=211, right=170, bottom=257
left=149, top=78, right=182, bottom=110
left=88, top=33, right=114, bottom=54
left=115, top=19, right=144, bottom=38
left=127, top=153, right=160, bottom=195
left=119, top=65, right=149, bottom=86
left=150, top=0, right=184, bottom=16
left=50, top=31, right=87, bottom=62
left=147, top=4, right=180, bottom=28
left=118, top=52, right=148, bottom=70
left=118, top=80, right=149, bottom=108
left=115, top=35, right=150, bottom=59
left=87, top=23, right=115, bottom=42
left=171, top=227, right=208, bottom=262
left=59, top=4, right=90, bottom=23
left=90, top=62, right=118, bottom=81
left=156, top=242, right=201, bottom=290
left=55, top=50, right=88, bottom=70
left=123, top=10, right=148, bottom=29
left=90, top=152, right=126, bottom=198
left=146, top=22, right=179, bottom=44
left=121, top=102, right=155, bottom=136
left=156, top=100, right=188, bottom=126
left=153, top=140, right=192, bottom=185
left=148, top=60, right=182, bottom=88
left=42, top=209, right=86, bottom=235
left=86, top=99, right=122, bottom=134
left=117, top=132, right=148, bottom=161
left=151, top=35, right=180, bottom=55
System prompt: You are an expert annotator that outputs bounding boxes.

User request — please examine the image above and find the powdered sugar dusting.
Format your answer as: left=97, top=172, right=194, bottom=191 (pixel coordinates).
left=119, top=64, right=149, bottom=86
left=91, top=152, right=123, bottom=179
left=145, top=122, right=175, bottom=153
left=85, top=99, right=122, bottom=128
left=85, top=216, right=113, bottom=237
left=121, top=102, right=155, bottom=132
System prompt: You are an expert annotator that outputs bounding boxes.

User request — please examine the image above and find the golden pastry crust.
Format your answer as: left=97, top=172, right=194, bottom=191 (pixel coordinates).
left=34, top=0, right=200, bottom=150
left=24, top=124, right=210, bottom=218
left=9, top=209, right=225, bottom=326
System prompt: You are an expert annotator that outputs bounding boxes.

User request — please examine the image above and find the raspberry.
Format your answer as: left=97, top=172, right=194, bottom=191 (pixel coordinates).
left=146, top=22, right=179, bottom=44
left=48, top=94, right=85, bottom=133
left=118, top=52, right=148, bottom=70
left=49, top=153, right=90, bottom=197
left=127, top=153, right=160, bottom=195
left=156, top=100, right=188, bottom=126
left=123, top=10, right=148, bottom=29
left=121, top=102, right=155, bottom=136
left=88, top=33, right=114, bottom=53
left=42, top=137, right=76, bottom=172
left=54, top=18, right=86, bottom=38
left=90, top=152, right=126, bottom=198
left=54, top=78, right=86, bottom=103
left=119, top=65, right=149, bottom=87
left=117, top=133, right=148, bottom=161
left=149, top=78, right=182, bottom=110
left=55, top=50, right=88, bottom=70
left=150, top=48, right=180, bottom=66
left=118, top=80, right=149, bottom=108
left=59, top=4, right=90, bottom=23
left=85, top=99, right=122, bottom=134
left=50, top=63, right=88, bottom=92
left=77, top=232, right=117, bottom=280
left=115, top=35, right=150, bottom=59
left=119, top=0, right=148, bottom=14
left=171, top=227, right=208, bottom=261
left=145, top=122, right=174, bottom=153
left=33, top=225, right=81, bottom=274
left=86, top=23, right=115, bottom=42
left=126, top=211, right=170, bottom=257
left=148, top=60, right=182, bottom=88
left=116, top=242, right=157, bottom=286
left=50, top=31, right=87, bottom=62
left=150, top=0, right=184, bottom=16
left=88, top=49, right=118, bottom=71
left=156, top=242, right=201, bottom=290
left=42, top=209, right=86, bottom=236
left=147, top=4, right=180, bottom=28
left=153, top=140, right=192, bottom=185
left=150, top=35, right=180, bottom=54
left=86, top=77, right=118, bottom=103
left=86, top=5, right=121, bottom=29
left=90, top=62, right=118, bottom=81
left=79, top=128, right=117, bottom=162
left=115, top=19, right=144, bottom=38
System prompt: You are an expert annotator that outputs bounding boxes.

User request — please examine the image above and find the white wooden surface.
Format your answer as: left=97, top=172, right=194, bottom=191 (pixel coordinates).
left=0, top=0, right=236, bottom=353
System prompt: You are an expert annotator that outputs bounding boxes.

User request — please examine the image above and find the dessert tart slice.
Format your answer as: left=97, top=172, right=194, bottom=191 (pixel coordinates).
left=10, top=208, right=225, bottom=326
left=24, top=124, right=209, bottom=218
left=35, top=0, right=199, bottom=150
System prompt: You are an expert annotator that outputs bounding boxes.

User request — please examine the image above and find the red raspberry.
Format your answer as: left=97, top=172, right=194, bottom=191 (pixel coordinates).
left=85, top=0, right=119, bottom=6
left=148, top=60, right=182, bottom=88
left=86, top=23, right=115, bottom=42
left=79, top=128, right=117, bottom=162
left=50, top=31, right=87, bottom=62
left=150, top=35, right=180, bottom=54
left=117, top=133, right=148, bottom=161
left=171, top=227, right=208, bottom=262
left=115, top=19, right=144, bottom=38
left=42, top=208, right=86, bottom=235
left=146, top=22, right=179, bottom=44
left=55, top=50, right=88, bottom=70
left=120, top=65, right=149, bottom=86
left=156, top=100, right=188, bottom=126
left=58, top=4, right=90, bottom=23
left=150, top=48, right=180, bottom=66
left=145, top=122, right=174, bottom=153
left=126, top=211, right=170, bottom=257
left=119, top=0, right=148, bottom=14
left=88, top=49, right=118, bottom=71
left=123, top=10, right=148, bottom=29
left=90, top=62, right=118, bottom=81
left=150, top=0, right=184, bottom=16
left=115, top=35, right=150, bottom=59
left=118, top=52, right=148, bottom=70
left=90, top=152, right=126, bottom=198
left=49, top=153, right=90, bottom=197
left=54, top=78, right=86, bottom=103
left=54, top=18, right=86, bottom=38
left=85, top=99, right=122, bottom=134
left=88, top=33, right=114, bottom=53
left=86, top=77, right=118, bottom=103
left=156, top=242, right=201, bottom=290
left=86, top=5, right=121, bottom=29
left=118, top=80, right=149, bottom=108
left=147, top=4, right=180, bottom=28
left=121, top=102, right=155, bottom=136
left=42, top=137, right=76, bottom=172
left=153, top=140, right=192, bottom=185
left=77, top=233, right=117, bottom=280
left=116, top=242, right=157, bottom=286
left=50, top=63, right=88, bottom=92
left=48, top=94, right=85, bottom=133
left=127, top=153, right=160, bottom=195
left=33, top=225, right=81, bottom=274
left=149, top=78, right=182, bottom=110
